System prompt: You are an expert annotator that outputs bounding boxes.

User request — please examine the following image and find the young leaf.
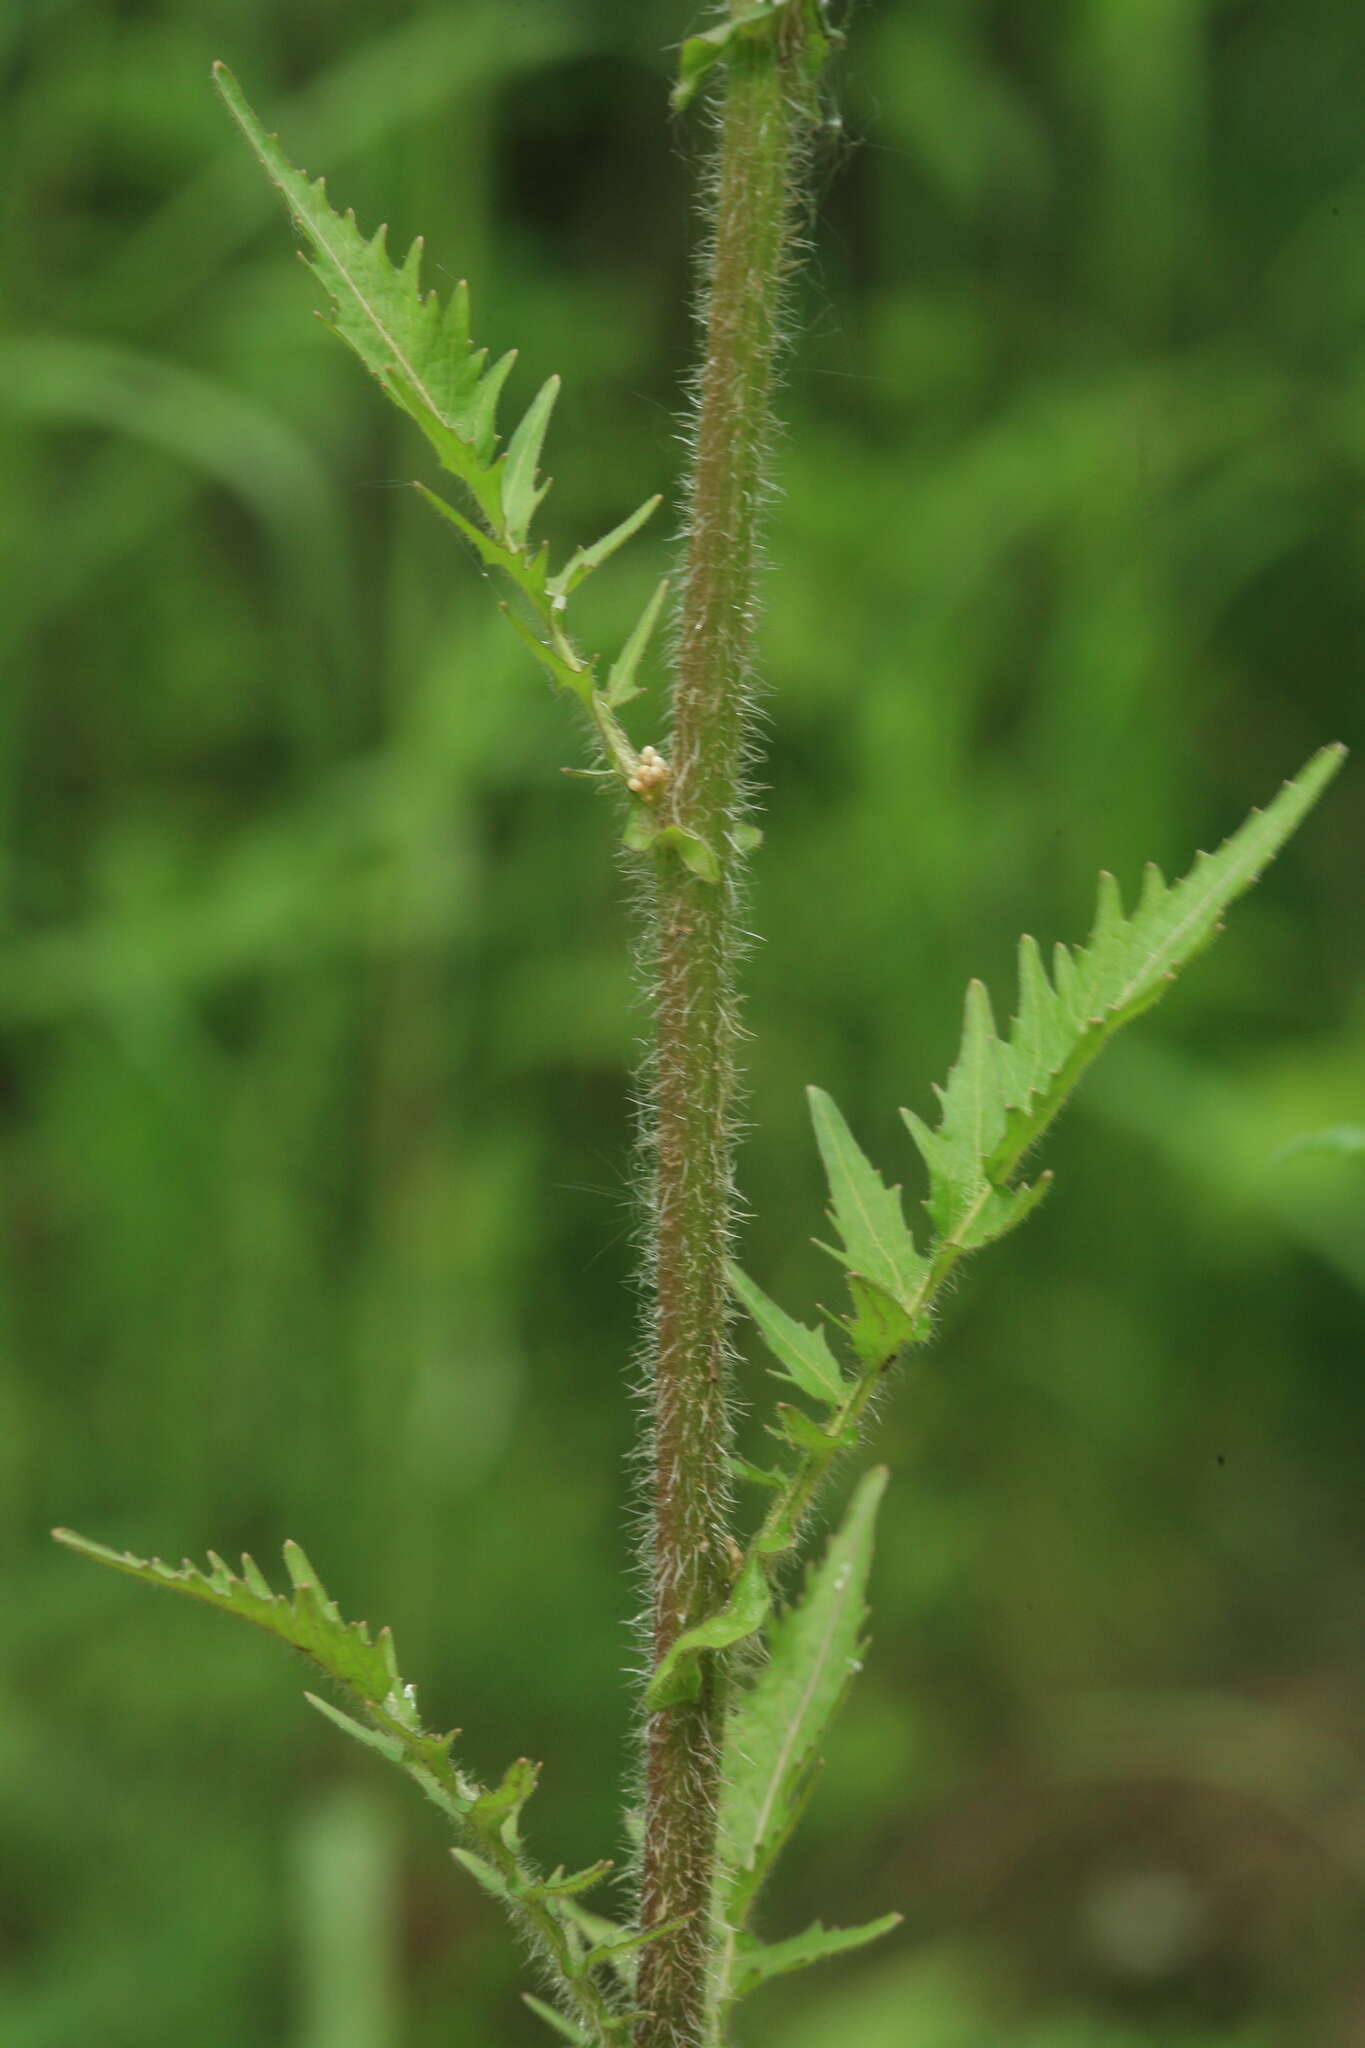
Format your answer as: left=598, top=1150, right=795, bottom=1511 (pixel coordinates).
left=718, top=1467, right=886, bottom=1920
left=645, top=1552, right=771, bottom=1711
left=728, top=1259, right=846, bottom=1408
left=729, top=1912, right=903, bottom=1998
left=807, top=1086, right=928, bottom=1310
left=550, top=496, right=664, bottom=602
left=572, top=1912, right=694, bottom=1981
left=522, top=1994, right=590, bottom=2046
left=501, top=374, right=559, bottom=549
left=903, top=744, right=1346, bottom=1264
left=469, top=1755, right=539, bottom=1843
left=526, top=1860, right=615, bottom=1900
left=840, top=1274, right=916, bottom=1369
left=605, top=577, right=670, bottom=707
left=452, top=1846, right=511, bottom=1900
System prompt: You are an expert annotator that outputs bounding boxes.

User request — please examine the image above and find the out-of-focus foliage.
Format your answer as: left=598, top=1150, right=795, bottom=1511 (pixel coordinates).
left=2, top=3, right=1361, bottom=2045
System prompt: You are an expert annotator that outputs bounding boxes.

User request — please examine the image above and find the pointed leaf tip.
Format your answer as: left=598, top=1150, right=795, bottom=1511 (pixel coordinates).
left=906, top=745, right=1345, bottom=1269
left=806, top=1086, right=928, bottom=1313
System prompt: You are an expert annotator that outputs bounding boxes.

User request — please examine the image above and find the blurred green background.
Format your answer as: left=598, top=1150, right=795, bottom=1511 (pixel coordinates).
left=3, top=0, right=1363, bottom=2043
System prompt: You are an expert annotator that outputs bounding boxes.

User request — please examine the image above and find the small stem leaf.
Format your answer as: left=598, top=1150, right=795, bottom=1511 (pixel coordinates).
left=469, top=1755, right=540, bottom=1843
left=839, top=1274, right=916, bottom=1369
left=522, top=1995, right=590, bottom=2046
left=526, top=1860, right=615, bottom=1900
left=415, top=484, right=549, bottom=610
left=727, top=1455, right=787, bottom=1491
left=807, top=1086, right=928, bottom=1310
left=673, top=0, right=837, bottom=111
left=653, top=823, right=722, bottom=883
left=452, top=1847, right=512, bottom=1900
left=304, top=1691, right=404, bottom=1764
left=576, top=1914, right=694, bottom=1981
left=902, top=744, right=1346, bottom=1266
left=605, top=577, right=670, bottom=707
left=501, top=603, right=595, bottom=706
left=771, top=1403, right=849, bottom=1459
left=729, top=1913, right=902, bottom=1998
left=501, top=374, right=559, bottom=549
left=718, top=1468, right=887, bottom=1922
left=727, top=1260, right=846, bottom=1407
left=646, top=1553, right=771, bottom=1712
left=550, top=496, right=664, bottom=602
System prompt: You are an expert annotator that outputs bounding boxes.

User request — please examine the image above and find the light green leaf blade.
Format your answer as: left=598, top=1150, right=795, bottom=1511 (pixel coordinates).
left=839, top=1275, right=915, bottom=1369
left=728, top=1260, right=846, bottom=1408
left=904, top=744, right=1345, bottom=1262
left=719, top=1467, right=887, bottom=1919
left=522, top=1995, right=590, bottom=2046
left=551, top=495, right=663, bottom=601
left=55, top=1528, right=400, bottom=1701
left=576, top=1912, right=693, bottom=1981
left=212, top=64, right=505, bottom=525
left=646, top=1553, right=771, bottom=1712
left=452, top=1846, right=511, bottom=1900
left=525, top=1859, right=615, bottom=1900
left=304, top=1691, right=404, bottom=1764
left=730, top=1913, right=903, bottom=1999
left=414, top=483, right=549, bottom=610
left=469, top=1755, right=539, bottom=1845
left=501, top=374, right=559, bottom=549
left=53, top=1529, right=471, bottom=1818
left=605, top=576, right=670, bottom=707
left=807, top=1086, right=928, bottom=1310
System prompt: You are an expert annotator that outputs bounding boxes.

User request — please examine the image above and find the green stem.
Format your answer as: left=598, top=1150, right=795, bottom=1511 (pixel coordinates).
left=636, top=14, right=820, bottom=2047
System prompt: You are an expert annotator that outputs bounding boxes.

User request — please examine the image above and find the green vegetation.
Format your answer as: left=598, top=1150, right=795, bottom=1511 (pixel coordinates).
left=6, top=3, right=1362, bottom=2045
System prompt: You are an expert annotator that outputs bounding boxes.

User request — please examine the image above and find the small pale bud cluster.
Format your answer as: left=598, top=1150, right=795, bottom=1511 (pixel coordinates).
left=628, top=745, right=669, bottom=801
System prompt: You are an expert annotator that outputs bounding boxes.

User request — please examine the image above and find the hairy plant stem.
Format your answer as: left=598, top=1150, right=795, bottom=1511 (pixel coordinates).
left=637, top=17, right=816, bottom=2047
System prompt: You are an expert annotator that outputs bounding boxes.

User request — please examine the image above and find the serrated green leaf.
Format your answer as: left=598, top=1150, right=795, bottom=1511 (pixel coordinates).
left=719, top=1468, right=886, bottom=1920
left=605, top=576, right=670, bottom=707
left=729, top=1912, right=902, bottom=1997
left=522, top=1994, right=590, bottom=2046
left=646, top=1552, right=771, bottom=1711
left=53, top=1529, right=476, bottom=1820
left=501, top=374, right=559, bottom=549
left=213, top=66, right=506, bottom=527
left=728, top=1260, right=846, bottom=1407
left=807, top=1086, right=928, bottom=1310
left=903, top=745, right=1345, bottom=1264
left=550, top=496, right=663, bottom=602
left=56, top=1529, right=399, bottom=1704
